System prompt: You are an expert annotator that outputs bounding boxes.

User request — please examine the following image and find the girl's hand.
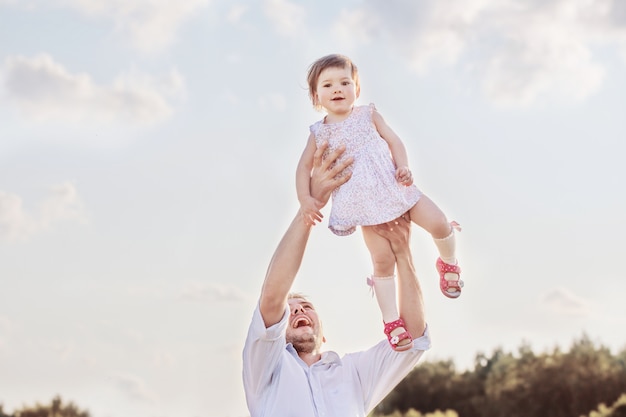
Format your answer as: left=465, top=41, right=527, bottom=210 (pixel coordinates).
left=395, top=166, right=413, bottom=186
left=299, top=196, right=324, bottom=226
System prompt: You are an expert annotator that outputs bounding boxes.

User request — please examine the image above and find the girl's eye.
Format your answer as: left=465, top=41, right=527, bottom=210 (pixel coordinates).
left=323, top=84, right=331, bottom=88
left=342, top=81, right=351, bottom=85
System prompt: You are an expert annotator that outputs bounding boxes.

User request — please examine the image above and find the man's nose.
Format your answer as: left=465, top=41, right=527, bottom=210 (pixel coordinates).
left=292, top=305, right=302, bottom=315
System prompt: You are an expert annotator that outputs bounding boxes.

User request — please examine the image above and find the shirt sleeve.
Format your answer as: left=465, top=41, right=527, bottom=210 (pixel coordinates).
left=352, top=324, right=431, bottom=414
left=242, top=302, right=290, bottom=400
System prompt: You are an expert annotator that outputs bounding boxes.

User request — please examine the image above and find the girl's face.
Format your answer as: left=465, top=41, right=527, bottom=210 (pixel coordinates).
left=314, top=65, right=359, bottom=117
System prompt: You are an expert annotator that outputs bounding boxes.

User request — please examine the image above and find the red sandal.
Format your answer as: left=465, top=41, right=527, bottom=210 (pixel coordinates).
left=384, top=318, right=413, bottom=351
left=437, top=257, right=463, bottom=299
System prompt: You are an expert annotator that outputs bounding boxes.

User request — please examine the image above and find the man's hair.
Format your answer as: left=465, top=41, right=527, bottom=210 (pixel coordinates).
left=306, top=54, right=360, bottom=110
left=287, top=292, right=310, bottom=302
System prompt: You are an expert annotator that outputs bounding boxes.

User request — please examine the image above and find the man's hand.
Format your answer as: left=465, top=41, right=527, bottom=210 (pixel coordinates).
left=310, top=141, right=353, bottom=206
left=374, top=212, right=425, bottom=339
left=372, top=212, right=412, bottom=256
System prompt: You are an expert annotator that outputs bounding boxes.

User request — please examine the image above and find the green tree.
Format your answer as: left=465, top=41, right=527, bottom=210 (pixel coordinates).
left=375, top=408, right=459, bottom=417
left=373, top=335, right=626, bottom=417
left=374, top=360, right=460, bottom=415
left=9, top=396, right=89, bottom=417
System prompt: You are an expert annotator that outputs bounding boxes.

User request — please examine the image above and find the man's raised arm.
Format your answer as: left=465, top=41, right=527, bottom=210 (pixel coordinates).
left=259, top=142, right=353, bottom=327
left=373, top=215, right=426, bottom=339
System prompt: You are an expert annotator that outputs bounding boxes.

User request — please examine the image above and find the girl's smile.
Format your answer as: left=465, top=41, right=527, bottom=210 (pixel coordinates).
left=315, top=66, right=359, bottom=122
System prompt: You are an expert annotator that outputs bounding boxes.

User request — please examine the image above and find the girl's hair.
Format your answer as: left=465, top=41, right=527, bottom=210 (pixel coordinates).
left=306, top=54, right=360, bottom=110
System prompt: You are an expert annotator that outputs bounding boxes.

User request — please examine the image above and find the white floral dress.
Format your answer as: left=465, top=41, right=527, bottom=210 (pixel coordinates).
left=310, top=104, right=422, bottom=236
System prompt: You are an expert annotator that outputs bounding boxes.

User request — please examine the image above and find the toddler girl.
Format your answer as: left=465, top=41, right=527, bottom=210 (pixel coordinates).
left=296, top=54, right=463, bottom=351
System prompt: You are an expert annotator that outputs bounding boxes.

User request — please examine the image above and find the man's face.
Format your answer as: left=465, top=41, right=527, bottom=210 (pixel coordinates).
left=285, top=298, right=324, bottom=353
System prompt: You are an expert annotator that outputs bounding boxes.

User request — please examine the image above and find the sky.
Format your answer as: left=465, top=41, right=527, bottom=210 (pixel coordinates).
left=1, top=0, right=625, bottom=416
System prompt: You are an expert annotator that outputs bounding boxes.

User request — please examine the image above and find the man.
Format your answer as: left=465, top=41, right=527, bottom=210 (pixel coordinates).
left=242, top=142, right=431, bottom=417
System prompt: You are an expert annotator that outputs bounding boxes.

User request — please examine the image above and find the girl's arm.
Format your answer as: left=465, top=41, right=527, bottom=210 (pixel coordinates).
left=296, top=133, right=324, bottom=225
left=372, top=109, right=414, bottom=186
left=295, top=133, right=316, bottom=199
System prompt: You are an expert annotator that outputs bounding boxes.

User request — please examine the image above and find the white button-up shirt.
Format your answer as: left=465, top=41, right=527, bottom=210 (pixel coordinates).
left=243, top=304, right=431, bottom=417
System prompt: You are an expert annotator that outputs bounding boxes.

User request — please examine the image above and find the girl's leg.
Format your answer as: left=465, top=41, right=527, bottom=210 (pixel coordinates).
left=408, top=195, right=453, bottom=240
left=409, top=196, right=462, bottom=297
left=362, top=226, right=412, bottom=349
left=362, top=225, right=396, bottom=278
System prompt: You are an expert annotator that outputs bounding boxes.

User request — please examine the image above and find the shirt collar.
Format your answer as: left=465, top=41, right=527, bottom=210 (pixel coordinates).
left=285, top=344, right=343, bottom=367
left=319, top=351, right=342, bottom=366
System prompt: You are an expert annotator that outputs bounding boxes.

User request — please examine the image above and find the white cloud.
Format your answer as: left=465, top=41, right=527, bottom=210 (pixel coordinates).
left=0, top=182, right=87, bottom=242
left=258, top=92, right=287, bottom=111
left=227, top=4, right=249, bottom=24
left=332, top=8, right=381, bottom=49
left=110, top=372, right=158, bottom=403
left=480, top=0, right=607, bottom=105
left=541, top=287, right=590, bottom=317
left=3, top=0, right=211, bottom=53
left=263, top=0, right=306, bottom=36
left=334, top=0, right=487, bottom=72
left=40, top=182, right=88, bottom=228
left=335, top=0, right=626, bottom=105
left=0, top=191, right=36, bottom=242
left=1, top=54, right=184, bottom=125
left=179, top=282, right=250, bottom=303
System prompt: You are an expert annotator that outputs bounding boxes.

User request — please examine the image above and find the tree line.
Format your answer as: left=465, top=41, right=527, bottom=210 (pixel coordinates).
left=0, top=396, right=89, bottom=417
left=1, top=335, right=624, bottom=417
left=374, top=394, right=626, bottom=417
left=373, top=334, right=626, bottom=417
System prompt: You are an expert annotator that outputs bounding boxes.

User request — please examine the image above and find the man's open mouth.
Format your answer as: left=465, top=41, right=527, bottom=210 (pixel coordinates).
left=292, top=317, right=311, bottom=328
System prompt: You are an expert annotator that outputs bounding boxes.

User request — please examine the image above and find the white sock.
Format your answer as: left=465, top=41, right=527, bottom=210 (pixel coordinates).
left=371, top=275, right=400, bottom=323
left=433, top=228, right=457, bottom=265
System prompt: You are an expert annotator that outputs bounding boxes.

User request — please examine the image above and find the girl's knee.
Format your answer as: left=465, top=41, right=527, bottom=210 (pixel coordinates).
left=371, top=248, right=396, bottom=271
left=432, top=218, right=454, bottom=239
left=362, top=225, right=396, bottom=274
